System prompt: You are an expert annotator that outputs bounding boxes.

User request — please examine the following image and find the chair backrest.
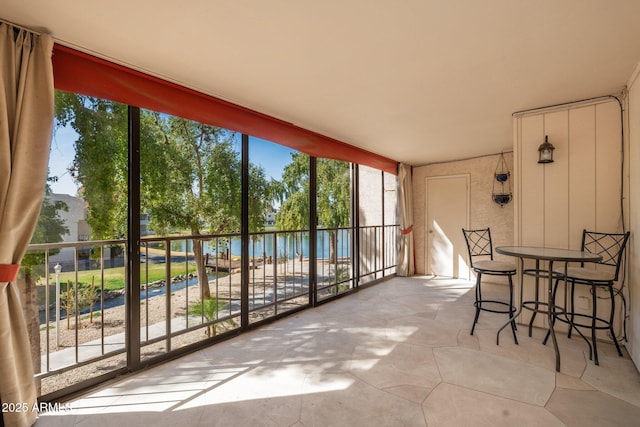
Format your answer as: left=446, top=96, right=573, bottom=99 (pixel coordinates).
left=462, top=228, right=494, bottom=266
left=581, top=230, right=631, bottom=281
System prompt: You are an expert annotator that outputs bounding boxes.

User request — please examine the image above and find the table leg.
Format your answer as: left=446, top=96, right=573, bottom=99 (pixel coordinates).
left=528, top=260, right=541, bottom=337
left=547, top=260, right=560, bottom=372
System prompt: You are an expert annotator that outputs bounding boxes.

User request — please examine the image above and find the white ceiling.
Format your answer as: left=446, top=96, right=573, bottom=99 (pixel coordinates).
left=3, top=0, right=640, bottom=166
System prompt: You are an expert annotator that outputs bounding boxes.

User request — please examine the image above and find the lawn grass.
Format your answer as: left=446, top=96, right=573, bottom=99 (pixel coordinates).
left=51, top=261, right=197, bottom=291
left=38, top=261, right=198, bottom=305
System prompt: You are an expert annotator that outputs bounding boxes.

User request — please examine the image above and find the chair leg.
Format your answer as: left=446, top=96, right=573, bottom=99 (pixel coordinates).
left=592, top=284, right=599, bottom=366
left=608, top=285, right=624, bottom=357
left=565, top=279, right=593, bottom=361
left=470, top=273, right=482, bottom=336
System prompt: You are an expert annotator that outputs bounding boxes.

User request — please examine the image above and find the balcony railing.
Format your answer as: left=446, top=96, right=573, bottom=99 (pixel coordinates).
left=24, top=225, right=397, bottom=398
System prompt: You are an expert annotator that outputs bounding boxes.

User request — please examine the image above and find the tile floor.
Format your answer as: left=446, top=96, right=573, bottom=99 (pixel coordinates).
left=35, top=276, right=640, bottom=426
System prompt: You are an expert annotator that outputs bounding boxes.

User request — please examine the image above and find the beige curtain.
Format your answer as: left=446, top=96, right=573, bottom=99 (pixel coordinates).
left=0, top=23, right=54, bottom=427
left=397, top=163, right=414, bottom=276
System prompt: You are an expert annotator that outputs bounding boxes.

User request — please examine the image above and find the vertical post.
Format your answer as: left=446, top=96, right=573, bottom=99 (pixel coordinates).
left=165, top=243, right=171, bottom=350
left=353, top=163, right=360, bottom=286
left=309, top=157, right=317, bottom=306
left=127, top=106, right=141, bottom=368
left=381, top=171, right=385, bottom=276
left=273, top=232, right=278, bottom=310
left=66, top=280, right=71, bottom=330
left=54, top=263, right=62, bottom=349
left=241, top=134, right=249, bottom=327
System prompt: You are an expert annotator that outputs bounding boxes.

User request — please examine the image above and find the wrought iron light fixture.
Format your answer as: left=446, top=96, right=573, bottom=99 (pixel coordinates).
left=538, top=135, right=555, bottom=164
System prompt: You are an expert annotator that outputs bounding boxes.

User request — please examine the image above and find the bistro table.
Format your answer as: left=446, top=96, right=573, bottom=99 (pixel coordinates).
left=494, top=246, right=602, bottom=372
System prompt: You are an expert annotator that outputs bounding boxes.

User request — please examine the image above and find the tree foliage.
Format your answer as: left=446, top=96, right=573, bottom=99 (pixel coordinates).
left=275, top=152, right=310, bottom=230
left=316, top=158, right=351, bottom=229
left=276, top=153, right=351, bottom=265
left=55, top=91, right=129, bottom=239
left=55, top=92, right=271, bottom=298
left=276, top=153, right=350, bottom=230
left=53, top=90, right=351, bottom=297
left=139, top=112, right=246, bottom=236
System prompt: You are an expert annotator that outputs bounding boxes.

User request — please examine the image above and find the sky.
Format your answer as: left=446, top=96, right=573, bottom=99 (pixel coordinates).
left=48, top=123, right=295, bottom=196
left=48, top=123, right=78, bottom=195
left=247, top=136, right=296, bottom=181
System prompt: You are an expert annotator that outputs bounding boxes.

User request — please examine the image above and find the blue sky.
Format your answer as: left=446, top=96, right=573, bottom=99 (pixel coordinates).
left=48, top=124, right=295, bottom=196
left=48, top=124, right=78, bottom=195
left=247, top=136, right=296, bottom=182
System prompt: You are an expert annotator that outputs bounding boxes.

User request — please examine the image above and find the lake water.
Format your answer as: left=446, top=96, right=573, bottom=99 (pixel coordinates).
left=161, top=229, right=351, bottom=259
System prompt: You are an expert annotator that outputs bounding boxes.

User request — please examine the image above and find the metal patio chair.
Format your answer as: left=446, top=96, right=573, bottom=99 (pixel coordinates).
left=551, top=229, right=630, bottom=365
left=462, top=227, right=518, bottom=344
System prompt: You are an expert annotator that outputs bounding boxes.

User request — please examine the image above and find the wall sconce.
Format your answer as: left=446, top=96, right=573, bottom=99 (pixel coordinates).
left=538, top=135, right=555, bottom=164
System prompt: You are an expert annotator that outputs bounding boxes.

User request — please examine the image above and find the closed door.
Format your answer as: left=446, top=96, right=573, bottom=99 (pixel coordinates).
left=426, top=175, right=469, bottom=278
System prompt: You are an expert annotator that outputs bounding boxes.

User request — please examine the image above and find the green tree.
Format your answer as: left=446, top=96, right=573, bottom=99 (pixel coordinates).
left=55, top=93, right=272, bottom=298
left=140, top=113, right=246, bottom=298
left=55, top=91, right=128, bottom=239
left=275, top=153, right=310, bottom=230
left=276, top=153, right=350, bottom=266
left=249, top=165, right=271, bottom=232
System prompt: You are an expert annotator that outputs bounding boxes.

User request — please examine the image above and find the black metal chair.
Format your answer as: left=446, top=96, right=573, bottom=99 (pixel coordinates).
left=551, top=230, right=630, bottom=365
left=462, top=228, right=518, bottom=344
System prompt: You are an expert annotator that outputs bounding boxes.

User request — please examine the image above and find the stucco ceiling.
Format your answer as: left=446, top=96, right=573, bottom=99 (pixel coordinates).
left=3, top=0, right=640, bottom=166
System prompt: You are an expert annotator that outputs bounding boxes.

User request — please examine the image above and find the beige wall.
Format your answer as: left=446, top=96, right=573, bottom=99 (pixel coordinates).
left=412, top=153, right=514, bottom=276
left=514, top=98, right=627, bottom=332
left=358, top=165, right=398, bottom=281
left=627, top=65, right=640, bottom=369
left=359, top=165, right=383, bottom=226
left=358, top=165, right=398, bottom=226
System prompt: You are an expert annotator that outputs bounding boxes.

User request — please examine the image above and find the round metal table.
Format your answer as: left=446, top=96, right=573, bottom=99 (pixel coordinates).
left=495, top=246, right=602, bottom=372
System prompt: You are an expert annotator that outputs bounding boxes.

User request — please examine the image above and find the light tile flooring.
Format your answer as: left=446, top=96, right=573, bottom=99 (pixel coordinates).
left=35, top=276, right=640, bottom=426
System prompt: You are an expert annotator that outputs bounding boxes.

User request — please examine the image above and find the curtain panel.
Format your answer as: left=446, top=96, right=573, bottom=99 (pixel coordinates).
left=397, top=163, right=415, bottom=276
left=0, top=24, right=54, bottom=427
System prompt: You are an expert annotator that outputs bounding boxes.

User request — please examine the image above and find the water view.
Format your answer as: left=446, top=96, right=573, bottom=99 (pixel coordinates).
left=151, top=229, right=352, bottom=259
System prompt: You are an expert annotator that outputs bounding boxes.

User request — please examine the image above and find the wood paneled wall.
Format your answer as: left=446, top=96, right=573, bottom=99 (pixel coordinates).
left=515, top=99, right=623, bottom=246
left=626, top=66, right=640, bottom=368
left=514, top=98, right=626, bottom=330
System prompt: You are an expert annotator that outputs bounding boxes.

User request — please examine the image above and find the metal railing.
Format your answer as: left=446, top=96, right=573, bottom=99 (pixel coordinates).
left=359, top=225, right=398, bottom=283
left=25, top=224, right=397, bottom=397
left=27, top=239, right=128, bottom=393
